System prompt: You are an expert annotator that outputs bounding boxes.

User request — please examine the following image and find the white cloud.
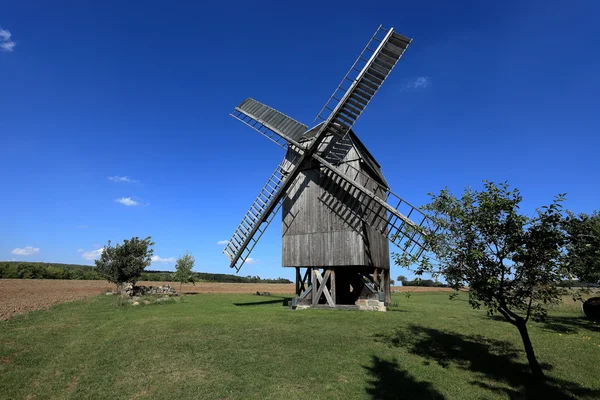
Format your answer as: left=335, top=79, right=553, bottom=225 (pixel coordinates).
left=151, top=255, right=176, bottom=263
left=404, top=76, right=431, bottom=90
left=81, top=248, right=103, bottom=260
left=217, top=240, right=229, bottom=245
left=246, top=257, right=256, bottom=264
left=115, top=197, right=139, bottom=206
left=0, top=28, right=16, bottom=52
left=11, top=246, right=40, bottom=256
left=108, top=176, right=138, bottom=183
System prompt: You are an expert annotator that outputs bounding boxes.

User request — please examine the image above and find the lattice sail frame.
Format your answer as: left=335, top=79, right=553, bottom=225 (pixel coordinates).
left=223, top=26, right=434, bottom=272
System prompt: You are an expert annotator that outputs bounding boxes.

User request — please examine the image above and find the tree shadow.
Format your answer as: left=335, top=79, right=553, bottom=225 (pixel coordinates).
left=374, top=325, right=600, bottom=399
left=364, top=356, right=445, bottom=400
left=485, top=314, right=600, bottom=334
left=233, top=296, right=292, bottom=307
left=540, top=316, right=600, bottom=334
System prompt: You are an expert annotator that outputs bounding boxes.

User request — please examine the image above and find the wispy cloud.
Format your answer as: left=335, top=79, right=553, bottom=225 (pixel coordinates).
left=108, top=176, right=138, bottom=183
left=217, top=240, right=229, bottom=245
left=403, top=76, right=431, bottom=90
left=0, top=28, right=16, bottom=52
left=115, top=197, right=139, bottom=206
left=246, top=257, right=256, bottom=264
left=11, top=246, right=39, bottom=256
left=151, top=255, right=176, bottom=263
left=81, top=248, right=103, bottom=261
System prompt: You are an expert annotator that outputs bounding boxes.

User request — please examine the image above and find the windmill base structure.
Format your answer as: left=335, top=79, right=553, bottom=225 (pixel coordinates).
left=223, top=26, right=434, bottom=310
left=282, top=125, right=392, bottom=309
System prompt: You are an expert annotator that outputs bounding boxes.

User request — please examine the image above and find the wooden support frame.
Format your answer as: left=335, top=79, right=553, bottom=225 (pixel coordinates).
left=294, top=266, right=388, bottom=309
left=312, top=268, right=336, bottom=307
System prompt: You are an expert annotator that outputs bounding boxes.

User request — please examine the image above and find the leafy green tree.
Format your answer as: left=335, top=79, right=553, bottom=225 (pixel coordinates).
left=397, top=275, right=408, bottom=284
left=564, top=211, right=600, bottom=284
left=394, top=182, right=567, bottom=379
left=173, top=252, right=196, bottom=291
left=95, top=236, right=154, bottom=287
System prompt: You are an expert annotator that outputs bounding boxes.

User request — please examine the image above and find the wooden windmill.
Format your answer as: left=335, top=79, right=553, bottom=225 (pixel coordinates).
left=223, top=26, right=433, bottom=310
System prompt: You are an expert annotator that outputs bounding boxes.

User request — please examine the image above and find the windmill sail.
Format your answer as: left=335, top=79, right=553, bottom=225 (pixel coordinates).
left=314, top=26, right=411, bottom=163
left=223, top=158, right=300, bottom=271
left=224, top=26, right=426, bottom=272
left=231, top=98, right=308, bottom=149
left=313, top=154, right=434, bottom=257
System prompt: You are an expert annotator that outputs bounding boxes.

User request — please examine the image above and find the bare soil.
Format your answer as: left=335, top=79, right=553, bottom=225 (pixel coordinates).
left=0, top=279, right=455, bottom=321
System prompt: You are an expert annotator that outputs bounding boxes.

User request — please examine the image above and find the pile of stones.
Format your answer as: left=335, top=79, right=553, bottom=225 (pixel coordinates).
left=119, top=282, right=179, bottom=297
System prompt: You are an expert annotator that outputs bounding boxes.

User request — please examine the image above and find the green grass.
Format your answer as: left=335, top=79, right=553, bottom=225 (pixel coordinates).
left=1, top=292, right=599, bottom=399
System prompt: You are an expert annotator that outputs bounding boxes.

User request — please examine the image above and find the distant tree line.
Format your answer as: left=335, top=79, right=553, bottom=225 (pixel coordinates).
left=0, top=262, right=104, bottom=280
left=141, top=270, right=291, bottom=284
left=0, top=261, right=292, bottom=284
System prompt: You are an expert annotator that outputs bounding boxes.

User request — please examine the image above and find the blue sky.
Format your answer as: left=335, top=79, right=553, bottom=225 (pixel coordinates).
left=1, top=1, right=599, bottom=280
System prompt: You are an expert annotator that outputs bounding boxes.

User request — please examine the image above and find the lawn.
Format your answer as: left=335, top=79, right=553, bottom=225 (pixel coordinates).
left=1, top=292, right=599, bottom=399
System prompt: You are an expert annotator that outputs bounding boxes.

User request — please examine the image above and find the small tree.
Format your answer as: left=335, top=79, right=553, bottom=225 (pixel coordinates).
left=395, top=182, right=566, bottom=379
left=173, top=252, right=196, bottom=291
left=397, top=275, right=408, bottom=284
left=564, top=211, right=600, bottom=285
left=95, top=236, right=154, bottom=288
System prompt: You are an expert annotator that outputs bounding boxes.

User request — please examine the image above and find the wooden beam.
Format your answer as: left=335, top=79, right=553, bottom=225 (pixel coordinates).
left=314, top=269, right=334, bottom=307
left=384, top=269, right=391, bottom=305
left=312, top=268, right=319, bottom=307
left=330, top=268, right=336, bottom=305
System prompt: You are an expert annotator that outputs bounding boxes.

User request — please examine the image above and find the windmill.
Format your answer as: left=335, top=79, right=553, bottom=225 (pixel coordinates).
left=223, top=26, right=434, bottom=310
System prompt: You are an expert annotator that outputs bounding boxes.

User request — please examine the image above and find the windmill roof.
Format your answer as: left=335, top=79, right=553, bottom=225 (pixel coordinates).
left=301, top=123, right=388, bottom=188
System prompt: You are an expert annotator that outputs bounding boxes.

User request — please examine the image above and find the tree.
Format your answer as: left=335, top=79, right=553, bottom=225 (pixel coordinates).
left=95, top=236, right=154, bottom=287
left=397, top=275, right=408, bottom=284
left=173, top=252, right=196, bottom=291
left=394, top=182, right=567, bottom=379
left=564, top=211, right=600, bottom=284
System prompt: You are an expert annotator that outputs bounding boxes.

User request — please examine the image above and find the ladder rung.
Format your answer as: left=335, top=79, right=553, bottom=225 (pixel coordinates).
left=339, top=106, right=359, bottom=120
left=343, top=102, right=363, bottom=117
left=356, top=82, right=376, bottom=96
left=353, top=88, right=373, bottom=102
left=384, top=41, right=405, bottom=56
left=378, top=50, right=399, bottom=66
left=334, top=113, right=355, bottom=127
left=360, top=77, right=380, bottom=92
left=369, top=63, right=391, bottom=78
left=366, top=68, right=386, bottom=82
left=372, top=57, right=393, bottom=72
left=347, top=94, right=368, bottom=108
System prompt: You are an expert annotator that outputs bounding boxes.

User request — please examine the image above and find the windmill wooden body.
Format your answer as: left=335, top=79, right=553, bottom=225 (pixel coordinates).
left=223, top=26, right=433, bottom=310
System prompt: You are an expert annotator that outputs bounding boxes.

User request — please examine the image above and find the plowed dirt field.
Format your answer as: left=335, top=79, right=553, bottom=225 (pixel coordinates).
left=0, top=279, right=453, bottom=320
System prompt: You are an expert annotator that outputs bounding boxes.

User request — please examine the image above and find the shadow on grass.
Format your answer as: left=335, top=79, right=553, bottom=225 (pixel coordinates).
left=233, top=296, right=292, bottom=307
left=364, top=356, right=445, bottom=400
left=541, top=316, right=600, bottom=334
left=486, top=314, right=600, bottom=334
left=374, top=325, right=600, bottom=399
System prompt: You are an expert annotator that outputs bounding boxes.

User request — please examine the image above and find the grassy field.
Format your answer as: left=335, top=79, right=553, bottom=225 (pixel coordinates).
left=1, top=292, right=599, bottom=399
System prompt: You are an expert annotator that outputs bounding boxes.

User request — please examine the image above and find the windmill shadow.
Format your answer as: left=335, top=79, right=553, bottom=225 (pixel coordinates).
left=364, top=356, right=445, bottom=400
left=233, top=296, right=292, bottom=307
left=373, top=325, right=600, bottom=399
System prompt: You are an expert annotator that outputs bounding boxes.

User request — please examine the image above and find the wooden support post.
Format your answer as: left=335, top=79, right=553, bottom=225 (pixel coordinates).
left=295, top=267, right=301, bottom=296
left=314, top=269, right=334, bottom=307
left=312, top=268, right=319, bottom=307
left=384, top=269, right=391, bottom=305
left=330, top=268, right=336, bottom=306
